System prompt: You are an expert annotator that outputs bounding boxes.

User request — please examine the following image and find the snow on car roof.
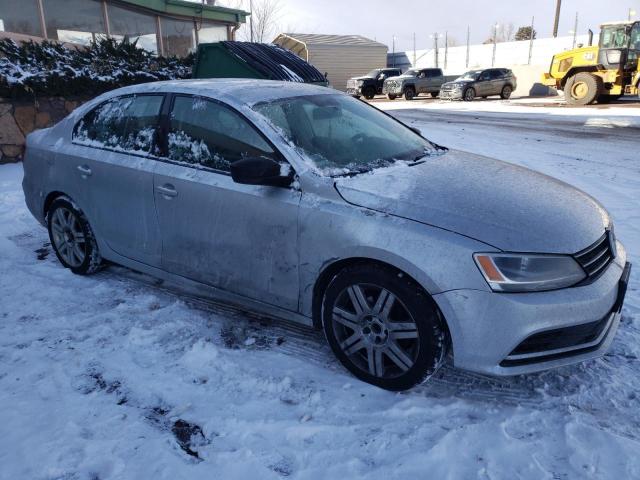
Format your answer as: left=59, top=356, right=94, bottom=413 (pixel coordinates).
left=103, top=79, right=337, bottom=108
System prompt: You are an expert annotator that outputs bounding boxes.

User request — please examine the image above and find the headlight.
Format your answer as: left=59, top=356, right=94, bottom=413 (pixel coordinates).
left=474, top=253, right=586, bottom=292
left=356, top=80, right=364, bottom=87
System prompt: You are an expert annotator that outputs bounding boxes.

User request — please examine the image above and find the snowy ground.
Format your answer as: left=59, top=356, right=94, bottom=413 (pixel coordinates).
left=1, top=99, right=639, bottom=479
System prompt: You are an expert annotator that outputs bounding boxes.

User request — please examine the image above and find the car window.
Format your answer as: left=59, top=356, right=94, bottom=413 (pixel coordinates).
left=74, top=95, right=164, bottom=155
left=478, top=71, right=491, bottom=81
left=166, top=95, right=275, bottom=171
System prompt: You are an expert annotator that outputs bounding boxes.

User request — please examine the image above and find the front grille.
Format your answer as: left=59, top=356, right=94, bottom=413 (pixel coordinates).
left=386, top=80, right=399, bottom=89
left=574, top=231, right=615, bottom=280
left=441, top=84, right=455, bottom=91
left=346, top=79, right=357, bottom=89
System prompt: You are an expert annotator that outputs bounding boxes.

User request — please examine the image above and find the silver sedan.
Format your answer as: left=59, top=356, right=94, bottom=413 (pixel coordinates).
left=22, top=79, right=631, bottom=390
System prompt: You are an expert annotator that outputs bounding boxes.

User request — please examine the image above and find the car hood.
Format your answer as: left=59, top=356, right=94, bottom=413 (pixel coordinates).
left=334, top=150, right=609, bottom=253
left=444, top=80, right=473, bottom=87
left=386, top=74, right=413, bottom=81
left=351, top=76, right=375, bottom=81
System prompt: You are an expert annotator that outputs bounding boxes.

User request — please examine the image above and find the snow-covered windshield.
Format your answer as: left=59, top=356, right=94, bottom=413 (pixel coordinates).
left=456, top=70, right=482, bottom=81
left=253, top=94, right=438, bottom=176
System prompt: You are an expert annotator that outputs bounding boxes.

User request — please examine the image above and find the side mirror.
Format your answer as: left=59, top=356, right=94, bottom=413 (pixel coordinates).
left=230, top=157, right=292, bottom=187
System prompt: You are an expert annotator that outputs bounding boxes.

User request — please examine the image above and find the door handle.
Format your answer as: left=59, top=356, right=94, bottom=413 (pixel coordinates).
left=77, top=165, right=92, bottom=177
left=156, top=184, right=178, bottom=198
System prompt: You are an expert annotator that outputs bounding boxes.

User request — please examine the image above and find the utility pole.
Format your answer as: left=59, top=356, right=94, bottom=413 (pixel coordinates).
left=392, top=35, right=396, bottom=67
left=572, top=12, right=579, bottom=49
left=465, top=25, right=470, bottom=68
left=492, top=23, right=498, bottom=67
left=630, top=8, right=637, bottom=21
left=433, top=32, right=439, bottom=68
left=444, top=31, right=448, bottom=70
left=249, top=0, right=254, bottom=42
left=528, top=16, right=535, bottom=65
left=412, top=32, right=416, bottom=66
left=553, top=0, right=562, bottom=38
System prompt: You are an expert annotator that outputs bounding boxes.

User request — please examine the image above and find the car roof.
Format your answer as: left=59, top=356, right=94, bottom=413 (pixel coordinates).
left=97, top=79, right=336, bottom=108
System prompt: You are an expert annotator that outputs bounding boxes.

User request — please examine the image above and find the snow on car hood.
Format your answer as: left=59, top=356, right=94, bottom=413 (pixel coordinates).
left=334, top=150, right=609, bottom=253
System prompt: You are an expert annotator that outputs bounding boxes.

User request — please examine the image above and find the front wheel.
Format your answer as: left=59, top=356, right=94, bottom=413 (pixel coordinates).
left=387, top=94, right=397, bottom=100
left=47, top=197, right=102, bottom=275
left=463, top=87, right=475, bottom=101
left=322, top=263, right=447, bottom=391
left=564, top=72, right=602, bottom=105
left=363, top=87, right=376, bottom=100
left=404, top=88, right=416, bottom=101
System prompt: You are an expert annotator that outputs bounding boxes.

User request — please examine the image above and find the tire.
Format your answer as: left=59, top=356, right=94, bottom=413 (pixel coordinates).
left=363, top=87, right=376, bottom=100
left=463, top=87, right=475, bottom=101
left=404, top=87, right=416, bottom=101
left=387, top=94, right=397, bottom=100
left=564, top=73, right=603, bottom=105
left=597, top=94, right=621, bottom=104
left=47, top=197, right=102, bottom=275
left=430, top=91, right=439, bottom=98
left=322, top=263, right=447, bottom=391
left=482, top=96, right=488, bottom=99
left=500, top=85, right=513, bottom=99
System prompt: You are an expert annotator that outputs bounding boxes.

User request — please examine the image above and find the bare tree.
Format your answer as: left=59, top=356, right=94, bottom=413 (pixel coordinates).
left=219, top=0, right=285, bottom=43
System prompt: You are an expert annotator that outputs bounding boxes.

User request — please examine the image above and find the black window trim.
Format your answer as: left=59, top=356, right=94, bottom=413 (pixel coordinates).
left=72, top=92, right=168, bottom=161
left=159, top=92, right=290, bottom=178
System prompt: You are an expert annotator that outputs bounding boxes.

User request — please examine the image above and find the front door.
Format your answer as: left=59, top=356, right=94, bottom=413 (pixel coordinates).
left=71, top=94, right=165, bottom=266
left=153, top=94, right=301, bottom=310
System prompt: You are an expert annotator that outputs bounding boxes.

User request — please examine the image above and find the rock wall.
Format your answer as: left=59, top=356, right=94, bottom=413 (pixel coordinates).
left=0, top=97, right=87, bottom=164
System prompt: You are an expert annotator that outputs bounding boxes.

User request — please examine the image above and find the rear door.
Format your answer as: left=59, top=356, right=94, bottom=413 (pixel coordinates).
left=153, top=94, right=301, bottom=310
left=426, top=69, right=443, bottom=92
left=71, top=94, right=165, bottom=266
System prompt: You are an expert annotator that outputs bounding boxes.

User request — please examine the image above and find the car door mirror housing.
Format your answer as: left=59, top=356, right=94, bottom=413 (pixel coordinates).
left=231, top=157, right=293, bottom=187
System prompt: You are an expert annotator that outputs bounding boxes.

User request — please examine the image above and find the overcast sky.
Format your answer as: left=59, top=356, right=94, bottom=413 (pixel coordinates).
left=218, top=0, right=637, bottom=50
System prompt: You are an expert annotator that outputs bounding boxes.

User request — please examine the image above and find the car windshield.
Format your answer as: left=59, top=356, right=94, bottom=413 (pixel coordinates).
left=365, top=69, right=382, bottom=77
left=253, top=94, right=439, bottom=176
left=601, top=25, right=629, bottom=49
left=456, top=70, right=482, bottom=81
left=404, top=69, right=419, bottom=77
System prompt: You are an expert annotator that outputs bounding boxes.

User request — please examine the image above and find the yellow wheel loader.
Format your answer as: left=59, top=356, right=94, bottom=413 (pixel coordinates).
left=543, top=21, right=640, bottom=105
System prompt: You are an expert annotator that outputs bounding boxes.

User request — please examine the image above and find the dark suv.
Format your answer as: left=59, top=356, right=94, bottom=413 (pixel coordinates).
left=440, top=68, right=517, bottom=101
left=346, top=68, right=402, bottom=99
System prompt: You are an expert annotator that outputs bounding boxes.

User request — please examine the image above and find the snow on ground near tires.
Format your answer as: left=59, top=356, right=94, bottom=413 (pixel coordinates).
left=1, top=99, right=639, bottom=479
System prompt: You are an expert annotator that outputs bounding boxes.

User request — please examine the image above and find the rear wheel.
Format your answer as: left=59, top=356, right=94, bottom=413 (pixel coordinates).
left=363, top=86, right=376, bottom=100
left=404, top=87, right=416, bottom=101
left=500, top=85, right=513, bottom=99
left=322, top=263, right=447, bottom=391
left=463, top=87, right=475, bottom=101
left=430, top=91, right=439, bottom=98
left=387, top=94, right=397, bottom=100
left=564, top=73, right=603, bottom=105
left=47, top=197, right=102, bottom=275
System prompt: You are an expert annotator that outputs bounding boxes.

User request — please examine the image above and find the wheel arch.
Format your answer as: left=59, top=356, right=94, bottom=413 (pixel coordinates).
left=560, top=66, right=600, bottom=87
left=311, top=256, right=452, bottom=351
left=43, top=191, right=68, bottom=218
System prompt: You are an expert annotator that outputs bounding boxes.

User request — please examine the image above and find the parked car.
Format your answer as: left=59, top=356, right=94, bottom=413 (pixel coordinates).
left=346, top=68, right=402, bottom=99
left=382, top=68, right=445, bottom=100
left=440, top=68, right=517, bottom=101
left=23, top=80, right=630, bottom=391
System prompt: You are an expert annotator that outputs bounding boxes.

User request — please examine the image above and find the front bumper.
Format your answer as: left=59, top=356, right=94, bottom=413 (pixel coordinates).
left=439, top=89, right=464, bottom=100
left=433, top=242, right=630, bottom=376
left=382, top=84, right=403, bottom=95
left=347, top=87, right=362, bottom=96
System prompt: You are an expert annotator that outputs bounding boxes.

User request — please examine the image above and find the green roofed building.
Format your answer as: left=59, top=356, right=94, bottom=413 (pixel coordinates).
left=0, top=0, right=249, bottom=57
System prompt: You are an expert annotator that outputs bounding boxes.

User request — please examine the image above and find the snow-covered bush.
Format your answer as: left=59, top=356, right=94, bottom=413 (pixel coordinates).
left=0, top=37, right=193, bottom=98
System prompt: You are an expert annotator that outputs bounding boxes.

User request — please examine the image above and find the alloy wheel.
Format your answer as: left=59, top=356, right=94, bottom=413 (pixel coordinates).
left=331, top=283, right=420, bottom=379
left=50, top=207, right=86, bottom=268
